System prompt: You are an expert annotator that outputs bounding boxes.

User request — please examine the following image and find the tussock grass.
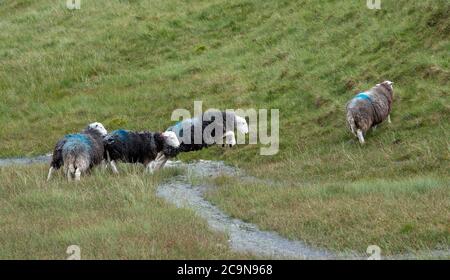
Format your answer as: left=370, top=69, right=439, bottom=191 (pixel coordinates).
left=0, top=164, right=248, bottom=259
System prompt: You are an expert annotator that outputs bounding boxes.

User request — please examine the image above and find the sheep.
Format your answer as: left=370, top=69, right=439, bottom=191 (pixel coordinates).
left=47, top=122, right=107, bottom=181
left=150, top=111, right=249, bottom=171
left=103, top=129, right=180, bottom=173
left=346, top=81, right=394, bottom=144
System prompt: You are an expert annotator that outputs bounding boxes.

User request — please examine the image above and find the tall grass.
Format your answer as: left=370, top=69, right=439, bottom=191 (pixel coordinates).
left=205, top=175, right=450, bottom=254
left=0, top=164, right=248, bottom=259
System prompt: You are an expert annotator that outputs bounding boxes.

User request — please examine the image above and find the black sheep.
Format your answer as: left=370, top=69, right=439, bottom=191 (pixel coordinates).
left=103, top=129, right=180, bottom=173
left=151, top=111, right=249, bottom=171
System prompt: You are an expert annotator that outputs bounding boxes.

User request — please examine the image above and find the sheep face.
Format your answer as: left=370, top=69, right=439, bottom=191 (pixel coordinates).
left=383, top=80, right=394, bottom=89
left=376, top=80, right=394, bottom=91
left=376, top=80, right=394, bottom=102
left=379, top=80, right=393, bottom=89
left=88, top=122, right=107, bottom=137
left=235, top=116, right=249, bottom=134
left=162, top=131, right=180, bottom=148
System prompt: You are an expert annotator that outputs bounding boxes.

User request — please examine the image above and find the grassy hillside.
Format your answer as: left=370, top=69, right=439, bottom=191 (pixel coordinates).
left=0, top=0, right=448, bottom=161
left=0, top=0, right=449, bottom=256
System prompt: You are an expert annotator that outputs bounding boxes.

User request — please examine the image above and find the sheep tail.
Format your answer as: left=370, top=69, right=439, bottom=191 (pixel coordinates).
left=63, top=154, right=77, bottom=180
left=63, top=151, right=89, bottom=181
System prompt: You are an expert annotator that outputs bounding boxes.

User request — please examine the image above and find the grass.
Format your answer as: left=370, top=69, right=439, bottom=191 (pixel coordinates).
left=204, top=175, right=450, bottom=255
left=0, top=164, right=249, bottom=259
left=0, top=0, right=449, bottom=257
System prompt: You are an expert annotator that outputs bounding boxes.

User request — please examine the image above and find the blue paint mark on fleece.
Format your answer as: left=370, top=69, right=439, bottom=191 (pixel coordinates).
left=167, top=118, right=198, bottom=138
left=353, top=92, right=372, bottom=102
left=111, top=129, right=130, bottom=142
left=63, top=133, right=93, bottom=152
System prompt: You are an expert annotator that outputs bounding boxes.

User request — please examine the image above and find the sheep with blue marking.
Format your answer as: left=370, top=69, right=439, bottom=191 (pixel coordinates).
left=47, top=122, right=107, bottom=181
left=103, top=129, right=180, bottom=173
left=151, top=111, right=249, bottom=171
left=346, top=81, right=394, bottom=144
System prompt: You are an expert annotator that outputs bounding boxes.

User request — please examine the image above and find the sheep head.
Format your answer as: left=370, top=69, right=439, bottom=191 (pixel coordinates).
left=162, top=131, right=180, bottom=148
left=235, top=115, right=249, bottom=134
left=88, top=122, right=108, bottom=137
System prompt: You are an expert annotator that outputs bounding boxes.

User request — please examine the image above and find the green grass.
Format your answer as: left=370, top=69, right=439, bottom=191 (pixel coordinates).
left=0, top=0, right=449, bottom=257
left=0, top=164, right=250, bottom=259
left=204, top=175, right=450, bottom=255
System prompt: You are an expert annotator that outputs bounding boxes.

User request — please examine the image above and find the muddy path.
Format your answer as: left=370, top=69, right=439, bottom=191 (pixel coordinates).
left=1, top=156, right=448, bottom=259
left=157, top=160, right=355, bottom=259
left=156, top=160, right=450, bottom=260
left=0, top=154, right=51, bottom=167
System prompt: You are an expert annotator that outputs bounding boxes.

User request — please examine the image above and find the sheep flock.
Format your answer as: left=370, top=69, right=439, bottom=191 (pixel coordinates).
left=48, top=81, right=394, bottom=181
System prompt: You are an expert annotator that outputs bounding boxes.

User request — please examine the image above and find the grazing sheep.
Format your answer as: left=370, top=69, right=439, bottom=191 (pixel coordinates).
left=151, top=111, right=249, bottom=171
left=103, top=129, right=180, bottom=173
left=47, top=122, right=107, bottom=181
left=346, top=81, right=394, bottom=144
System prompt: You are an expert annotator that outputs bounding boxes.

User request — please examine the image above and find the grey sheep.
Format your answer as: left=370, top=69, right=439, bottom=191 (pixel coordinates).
left=47, top=122, right=108, bottom=181
left=346, top=81, right=394, bottom=144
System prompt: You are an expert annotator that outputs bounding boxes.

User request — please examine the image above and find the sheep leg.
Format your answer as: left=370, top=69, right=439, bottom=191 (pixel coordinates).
left=347, top=113, right=357, bottom=137
left=157, top=157, right=169, bottom=170
left=110, top=160, right=119, bottom=174
left=388, top=115, right=392, bottom=124
left=372, top=125, right=377, bottom=132
left=146, top=162, right=155, bottom=174
left=47, top=167, right=54, bottom=181
left=67, top=169, right=73, bottom=181
left=74, top=168, right=81, bottom=181
left=350, top=125, right=355, bottom=136
left=224, top=131, right=236, bottom=147
left=356, top=129, right=365, bottom=144
left=154, top=155, right=168, bottom=170
left=155, top=152, right=164, bottom=161
left=101, top=159, right=108, bottom=170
